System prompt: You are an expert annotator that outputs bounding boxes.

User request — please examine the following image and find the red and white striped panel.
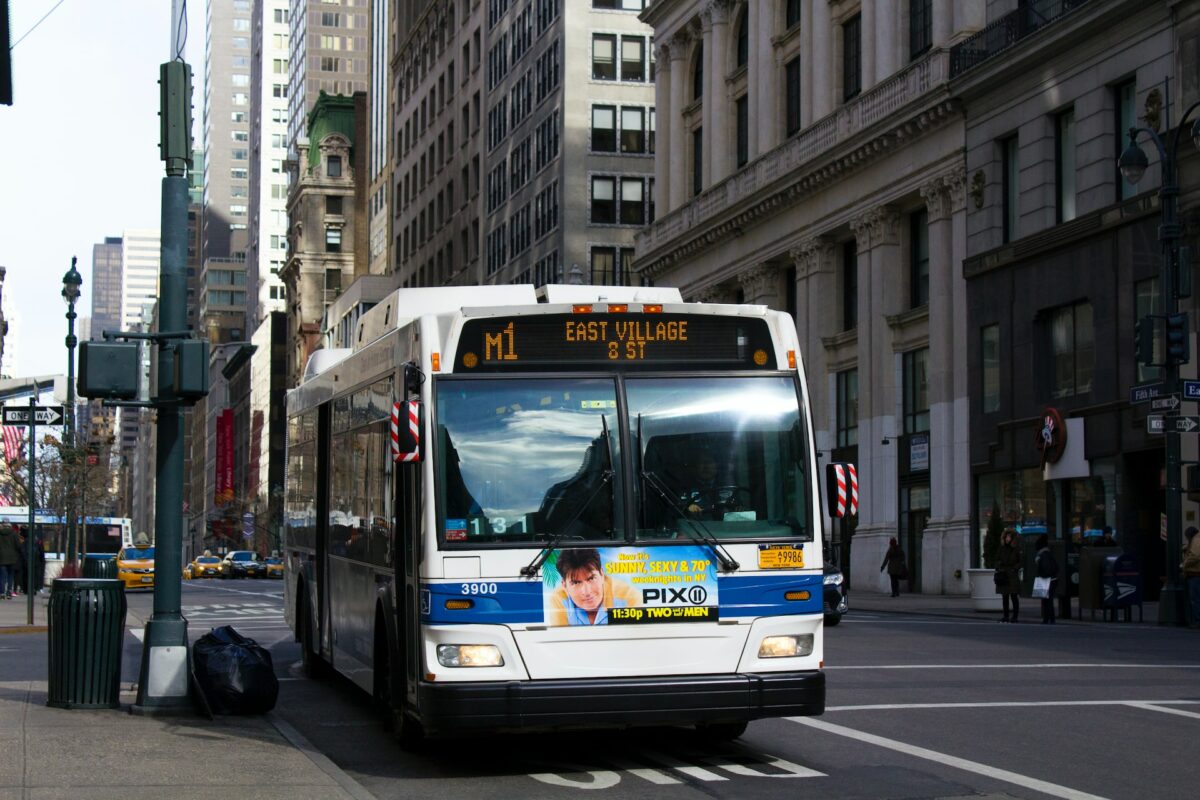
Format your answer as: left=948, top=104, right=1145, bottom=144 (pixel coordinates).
left=833, top=463, right=859, bottom=518
left=391, top=400, right=420, bottom=462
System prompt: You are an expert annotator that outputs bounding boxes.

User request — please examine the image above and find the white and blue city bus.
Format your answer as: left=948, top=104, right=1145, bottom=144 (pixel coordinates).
left=284, top=284, right=852, bottom=744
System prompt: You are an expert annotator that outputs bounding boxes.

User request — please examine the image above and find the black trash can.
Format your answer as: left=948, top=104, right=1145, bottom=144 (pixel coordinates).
left=82, top=554, right=117, bottom=579
left=47, top=578, right=127, bottom=709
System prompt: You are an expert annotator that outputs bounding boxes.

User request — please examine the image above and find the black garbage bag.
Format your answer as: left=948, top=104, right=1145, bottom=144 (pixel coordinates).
left=192, top=625, right=279, bottom=715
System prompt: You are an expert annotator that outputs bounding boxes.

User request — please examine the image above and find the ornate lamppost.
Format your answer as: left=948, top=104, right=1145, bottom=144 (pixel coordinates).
left=62, top=258, right=82, bottom=570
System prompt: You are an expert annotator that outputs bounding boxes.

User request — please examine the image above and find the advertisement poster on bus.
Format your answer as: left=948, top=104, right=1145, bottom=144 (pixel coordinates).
left=543, top=546, right=719, bottom=626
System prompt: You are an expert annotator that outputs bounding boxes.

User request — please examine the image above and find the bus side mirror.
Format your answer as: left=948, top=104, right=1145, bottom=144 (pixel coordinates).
left=392, top=400, right=423, bottom=463
left=825, top=462, right=858, bottom=518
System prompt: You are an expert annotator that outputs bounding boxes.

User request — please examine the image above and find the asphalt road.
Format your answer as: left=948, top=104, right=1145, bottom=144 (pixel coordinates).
left=78, top=583, right=1200, bottom=798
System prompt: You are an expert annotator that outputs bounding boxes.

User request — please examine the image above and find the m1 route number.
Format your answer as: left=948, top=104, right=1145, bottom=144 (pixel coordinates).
left=461, top=582, right=499, bottom=595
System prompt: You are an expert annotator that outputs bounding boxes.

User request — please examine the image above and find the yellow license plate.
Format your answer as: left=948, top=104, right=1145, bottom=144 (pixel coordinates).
left=757, top=545, right=805, bottom=569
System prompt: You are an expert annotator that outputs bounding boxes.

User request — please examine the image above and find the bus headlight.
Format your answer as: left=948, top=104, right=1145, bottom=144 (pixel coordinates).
left=436, top=644, right=505, bottom=667
left=758, top=634, right=814, bottom=658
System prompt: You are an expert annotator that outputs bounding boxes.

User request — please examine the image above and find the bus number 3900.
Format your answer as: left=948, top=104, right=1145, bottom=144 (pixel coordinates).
left=461, top=582, right=499, bottom=595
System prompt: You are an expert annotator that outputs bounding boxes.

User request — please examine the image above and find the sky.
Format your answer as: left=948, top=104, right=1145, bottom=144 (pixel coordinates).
left=0, top=0, right=204, bottom=385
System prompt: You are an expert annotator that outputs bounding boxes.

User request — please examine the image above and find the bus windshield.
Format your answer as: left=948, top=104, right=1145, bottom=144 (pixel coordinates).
left=437, top=377, right=623, bottom=544
left=629, top=375, right=812, bottom=542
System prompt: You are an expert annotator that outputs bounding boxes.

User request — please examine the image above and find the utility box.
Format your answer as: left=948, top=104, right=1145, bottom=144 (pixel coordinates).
left=77, top=341, right=139, bottom=400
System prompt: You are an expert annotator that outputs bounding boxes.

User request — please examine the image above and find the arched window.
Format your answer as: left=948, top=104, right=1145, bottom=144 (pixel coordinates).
left=736, top=10, right=748, bottom=68
left=692, top=42, right=704, bottom=101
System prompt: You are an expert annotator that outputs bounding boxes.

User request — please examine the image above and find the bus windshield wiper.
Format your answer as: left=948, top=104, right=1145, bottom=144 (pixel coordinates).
left=521, top=416, right=616, bottom=578
left=641, top=470, right=740, bottom=573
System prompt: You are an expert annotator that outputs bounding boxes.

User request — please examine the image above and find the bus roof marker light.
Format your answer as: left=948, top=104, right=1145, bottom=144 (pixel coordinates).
left=572, top=304, right=593, bottom=314
left=643, top=304, right=663, bottom=313
left=431, top=353, right=441, bottom=371
left=787, top=350, right=797, bottom=369
left=607, top=304, right=628, bottom=313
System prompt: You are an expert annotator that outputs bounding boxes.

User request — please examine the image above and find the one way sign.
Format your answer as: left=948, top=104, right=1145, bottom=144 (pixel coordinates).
left=1, top=406, right=65, bottom=426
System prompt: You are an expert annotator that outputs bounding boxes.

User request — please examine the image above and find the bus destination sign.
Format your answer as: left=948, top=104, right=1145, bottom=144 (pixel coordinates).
left=455, top=313, right=777, bottom=371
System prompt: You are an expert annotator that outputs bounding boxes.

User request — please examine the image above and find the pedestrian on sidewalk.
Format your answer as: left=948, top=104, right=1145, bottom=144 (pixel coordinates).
left=0, top=522, right=20, bottom=599
left=1182, top=526, right=1200, bottom=628
left=1034, top=534, right=1058, bottom=624
left=880, top=537, right=907, bottom=597
left=995, top=527, right=1022, bottom=623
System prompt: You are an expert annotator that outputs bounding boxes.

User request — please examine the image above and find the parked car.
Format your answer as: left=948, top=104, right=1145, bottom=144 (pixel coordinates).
left=264, top=556, right=284, bottom=578
left=823, top=562, right=848, bottom=626
left=186, top=555, right=223, bottom=580
left=220, top=550, right=267, bottom=579
left=116, top=545, right=155, bottom=590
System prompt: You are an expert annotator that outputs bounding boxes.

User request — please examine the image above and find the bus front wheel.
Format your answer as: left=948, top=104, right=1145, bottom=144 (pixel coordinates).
left=299, top=593, right=328, bottom=679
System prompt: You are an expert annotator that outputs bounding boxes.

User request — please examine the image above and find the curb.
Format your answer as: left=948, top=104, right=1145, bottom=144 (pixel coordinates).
left=0, top=626, right=48, bottom=635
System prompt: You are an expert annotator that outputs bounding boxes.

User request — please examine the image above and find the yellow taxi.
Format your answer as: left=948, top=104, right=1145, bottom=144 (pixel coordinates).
left=116, top=545, right=155, bottom=590
left=186, top=554, right=223, bottom=580
left=264, top=556, right=284, bottom=579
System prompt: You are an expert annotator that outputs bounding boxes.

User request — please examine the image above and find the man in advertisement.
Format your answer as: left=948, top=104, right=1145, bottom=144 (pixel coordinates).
left=546, top=548, right=639, bottom=626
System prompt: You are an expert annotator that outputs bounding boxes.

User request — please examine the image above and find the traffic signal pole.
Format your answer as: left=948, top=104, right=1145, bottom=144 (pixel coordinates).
left=133, top=61, right=194, bottom=712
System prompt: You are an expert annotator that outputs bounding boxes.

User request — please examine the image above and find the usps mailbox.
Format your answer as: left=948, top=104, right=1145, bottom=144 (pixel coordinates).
left=1101, top=553, right=1143, bottom=622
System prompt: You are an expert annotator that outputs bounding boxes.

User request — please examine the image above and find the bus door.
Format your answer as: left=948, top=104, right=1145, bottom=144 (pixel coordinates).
left=316, top=402, right=332, bottom=658
left=396, top=460, right=422, bottom=706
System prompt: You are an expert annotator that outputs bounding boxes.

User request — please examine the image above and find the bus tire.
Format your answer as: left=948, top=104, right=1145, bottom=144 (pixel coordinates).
left=695, top=721, right=748, bottom=742
left=299, top=591, right=328, bottom=679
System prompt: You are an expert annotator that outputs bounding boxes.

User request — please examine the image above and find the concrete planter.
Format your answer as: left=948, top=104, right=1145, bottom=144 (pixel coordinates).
left=967, top=568, right=1002, bottom=611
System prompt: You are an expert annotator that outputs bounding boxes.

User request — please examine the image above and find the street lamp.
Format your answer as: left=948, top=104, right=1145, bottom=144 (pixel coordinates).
left=62, top=257, right=82, bottom=571
left=1118, top=92, right=1200, bottom=626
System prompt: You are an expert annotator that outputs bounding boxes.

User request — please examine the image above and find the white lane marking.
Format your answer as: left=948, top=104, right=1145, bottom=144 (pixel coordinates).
left=129, top=628, right=144, bottom=642
left=790, top=717, right=1109, bottom=800
left=185, top=584, right=284, bottom=599
left=639, top=750, right=727, bottom=781
left=529, top=767, right=621, bottom=789
left=828, top=699, right=1200, bottom=712
left=826, top=663, right=1200, bottom=670
left=602, top=757, right=681, bottom=785
left=1124, top=701, right=1200, bottom=720
left=267, top=712, right=377, bottom=800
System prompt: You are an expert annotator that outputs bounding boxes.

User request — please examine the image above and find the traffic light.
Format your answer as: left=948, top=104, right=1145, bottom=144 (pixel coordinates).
left=1134, top=316, right=1155, bottom=367
left=1166, top=312, right=1190, bottom=365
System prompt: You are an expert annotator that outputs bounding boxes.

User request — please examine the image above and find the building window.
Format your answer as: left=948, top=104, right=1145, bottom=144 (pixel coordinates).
left=910, top=209, right=929, bottom=308
left=1002, top=135, right=1018, bottom=243
left=692, top=43, right=703, bottom=101
left=621, top=36, right=645, bottom=81
left=1135, top=278, right=1161, bottom=383
left=1056, top=108, right=1076, bottom=223
left=786, top=0, right=801, bottom=28
left=592, top=105, right=617, bottom=152
left=785, top=56, right=801, bottom=136
left=326, top=195, right=343, bottom=215
left=590, top=246, right=636, bottom=285
left=736, top=95, right=749, bottom=168
left=909, top=0, right=932, bottom=60
left=1116, top=80, right=1137, bottom=201
left=325, top=226, right=342, bottom=253
left=842, top=15, right=861, bottom=101
left=621, top=107, right=645, bottom=153
left=903, top=348, right=930, bottom=434
left=1047, top=301, right=1094, bottom=399
left=620, top=178, right=644, bottom=225
left=982, top=324, right=1000, bottom=413
left=842, top=239, right=857, bottom=331
left=591, top=176, right=616, bottom=223
left=692, top=128, right=703, bottom=196
left=593, top=34, right=616, bottom=80
left=836, top=369, right=858, bottom=447
left=328, top=155, right=342, bottom=177
left=736, top=10, right=748, bottom=68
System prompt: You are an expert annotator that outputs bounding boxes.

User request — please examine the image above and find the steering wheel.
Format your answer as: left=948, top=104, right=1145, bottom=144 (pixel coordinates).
left=701, top=485, right=753, bottom=512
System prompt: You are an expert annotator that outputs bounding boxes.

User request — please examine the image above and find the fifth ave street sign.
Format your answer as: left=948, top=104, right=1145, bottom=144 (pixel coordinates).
left=1, top=406, right=65, bottom=426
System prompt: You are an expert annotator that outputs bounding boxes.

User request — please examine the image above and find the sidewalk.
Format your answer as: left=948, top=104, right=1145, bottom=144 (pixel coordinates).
left=0, top=591, right=370, bottom=799
left=849, top=587, right=1163, bottom=625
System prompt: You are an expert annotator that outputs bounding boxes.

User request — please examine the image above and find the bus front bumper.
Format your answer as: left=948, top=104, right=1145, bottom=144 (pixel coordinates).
left=416, top=670, right=824, bottom=734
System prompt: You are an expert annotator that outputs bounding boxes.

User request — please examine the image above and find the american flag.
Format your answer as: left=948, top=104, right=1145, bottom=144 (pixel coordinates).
left=2, top=425, right=24, bottom=464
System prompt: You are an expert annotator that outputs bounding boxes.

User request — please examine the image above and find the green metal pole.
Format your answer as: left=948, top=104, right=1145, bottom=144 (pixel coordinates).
left=133, top=60, right=193, bottom=712
left=65, top=289, right=77, bottom=569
